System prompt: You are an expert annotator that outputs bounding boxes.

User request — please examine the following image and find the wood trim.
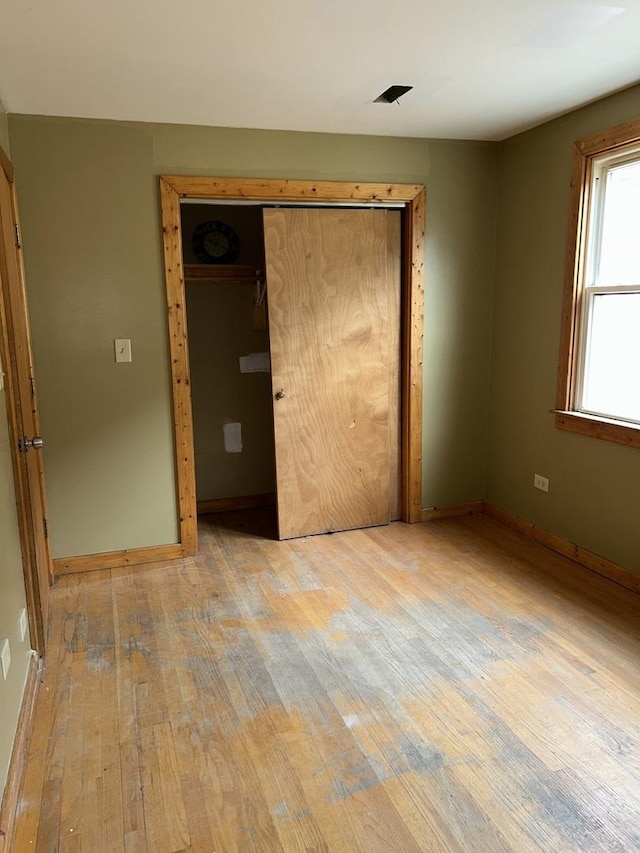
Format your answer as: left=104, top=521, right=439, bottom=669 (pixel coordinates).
left=401, top=190, right=425, bottom=523
left=555, top=142, right=590, bottom=412
left=0, top=652, right=39, bottom=853
left=576, top=116, right=640, bottom=157
left=53, top=543, right=184, bottom=577
left=0, top=269, right=44, bottom=652
left=0, top=145, right=13, bottom=184
left=554, top=410, right=640, bottom=448
left=162, top=176, right=423, bottom=203
left=197, top=493, right=276, bottom=514
left=483, top=503, right=640, bottom=595
left=421, top=501, right=483, bottom=522
left=160, top=176, right=425, bottom=551
left=11, top=182, right=54, bottom=590
left=160, top=178, right=198, bottom=556
left=0, top=160, right=47, bottom=653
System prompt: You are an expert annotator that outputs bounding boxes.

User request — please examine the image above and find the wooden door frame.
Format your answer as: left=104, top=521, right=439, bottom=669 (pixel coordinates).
left=0, top=146, right=48, bottom=652
left=160, top=176, right=425, bottom=555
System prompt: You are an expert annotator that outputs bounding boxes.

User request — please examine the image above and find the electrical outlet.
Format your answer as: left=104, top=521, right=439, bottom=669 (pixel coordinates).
left=1, top=639, right=11, bottom=680
left=534, top=474, right=549, bottom=492
left=19, top=608, right=28, bottom=643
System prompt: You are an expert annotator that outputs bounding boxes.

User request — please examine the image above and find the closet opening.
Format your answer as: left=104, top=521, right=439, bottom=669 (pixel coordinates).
left=161, top=177, right=425, bottom=556
left=181, top=202, right=277, bottom=539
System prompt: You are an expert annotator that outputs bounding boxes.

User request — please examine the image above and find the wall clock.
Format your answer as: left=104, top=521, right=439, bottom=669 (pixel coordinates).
left=192, top=220, right=240, bottom=264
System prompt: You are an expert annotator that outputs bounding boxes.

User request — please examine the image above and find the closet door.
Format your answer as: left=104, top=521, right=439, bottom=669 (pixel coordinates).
left=263, top=207, right=400, bottom=540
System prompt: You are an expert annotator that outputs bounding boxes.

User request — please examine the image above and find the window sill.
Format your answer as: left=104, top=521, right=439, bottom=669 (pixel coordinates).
left=554, top=410, right=640, bottom=449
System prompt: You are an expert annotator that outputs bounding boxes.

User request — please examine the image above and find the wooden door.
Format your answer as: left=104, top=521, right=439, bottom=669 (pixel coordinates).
left=0, top=151, right=51, bottom=651
left=264, top=207, right=400, bottom=540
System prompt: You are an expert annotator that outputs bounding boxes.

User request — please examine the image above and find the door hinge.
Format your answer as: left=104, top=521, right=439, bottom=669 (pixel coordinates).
left=14, top=223, right=21, bottom=249
left=30, top=375, right=35, bottom=397
left=43, top=518, right=49, bottom=539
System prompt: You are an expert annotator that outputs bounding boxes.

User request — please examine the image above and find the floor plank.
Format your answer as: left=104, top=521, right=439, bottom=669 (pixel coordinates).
left=13, top=511, right=640, bottom=851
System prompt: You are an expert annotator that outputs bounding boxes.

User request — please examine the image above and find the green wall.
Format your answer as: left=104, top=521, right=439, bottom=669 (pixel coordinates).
left=8, top=116, right=498, bottom=558
left=9, top=120, right=180, bottom=557
left=487, top=82, right=640, bottom=574
left=0, top=98, right=33, bottom=800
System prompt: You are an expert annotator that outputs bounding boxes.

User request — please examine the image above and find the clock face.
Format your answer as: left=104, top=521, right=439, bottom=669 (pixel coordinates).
left=193, top=220, right=239, bottom=264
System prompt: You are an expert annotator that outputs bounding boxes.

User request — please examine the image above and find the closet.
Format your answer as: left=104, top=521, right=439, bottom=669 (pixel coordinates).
left=180, top=200, right=401, bottom=541
left=181, top=204, right=276, bottom=516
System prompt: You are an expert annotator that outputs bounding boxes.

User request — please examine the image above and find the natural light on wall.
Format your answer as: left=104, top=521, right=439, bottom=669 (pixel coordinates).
left=579, top=154, right=640, bottom=425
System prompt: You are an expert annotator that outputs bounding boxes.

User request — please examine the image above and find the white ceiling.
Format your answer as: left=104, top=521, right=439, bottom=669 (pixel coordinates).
left=0, top=0, right=639, bottom=141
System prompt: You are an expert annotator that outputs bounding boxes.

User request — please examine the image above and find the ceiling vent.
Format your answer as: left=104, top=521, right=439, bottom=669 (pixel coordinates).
left=374, top=85, right=413, bottom=104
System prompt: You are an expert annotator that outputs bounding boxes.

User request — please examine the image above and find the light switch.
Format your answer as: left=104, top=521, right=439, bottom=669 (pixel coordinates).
left=114, top=339, right=132, bottom=363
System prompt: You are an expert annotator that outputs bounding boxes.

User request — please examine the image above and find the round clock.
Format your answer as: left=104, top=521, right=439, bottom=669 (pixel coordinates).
left=192, top=220, right=240, bottom=264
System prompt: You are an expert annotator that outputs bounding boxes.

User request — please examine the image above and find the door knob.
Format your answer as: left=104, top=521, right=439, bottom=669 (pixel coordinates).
left=19, top=436, right=44, bottom=452
left=275, top=389, right=285, bottom=400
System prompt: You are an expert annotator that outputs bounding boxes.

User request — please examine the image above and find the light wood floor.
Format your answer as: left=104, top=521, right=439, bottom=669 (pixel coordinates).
left=13, top=511, right=640, bottom=852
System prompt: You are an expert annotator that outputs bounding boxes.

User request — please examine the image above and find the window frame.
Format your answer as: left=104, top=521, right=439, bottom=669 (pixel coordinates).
left=555, top=117, right=640, bottom=448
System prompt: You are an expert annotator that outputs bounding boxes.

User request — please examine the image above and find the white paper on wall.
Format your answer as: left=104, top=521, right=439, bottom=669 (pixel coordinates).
left=239, top=352, right=271, bottom=373
left=223, top=422, right=243, bottom=453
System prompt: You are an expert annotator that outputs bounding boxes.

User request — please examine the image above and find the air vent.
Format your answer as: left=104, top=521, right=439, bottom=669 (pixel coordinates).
left=374, top=85, right=413, bottom=104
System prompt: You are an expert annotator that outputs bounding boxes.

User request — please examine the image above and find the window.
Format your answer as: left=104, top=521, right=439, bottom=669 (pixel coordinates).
left=556, top=118, right=640, bottom=448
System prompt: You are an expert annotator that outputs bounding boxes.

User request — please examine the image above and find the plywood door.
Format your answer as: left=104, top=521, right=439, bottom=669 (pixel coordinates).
left=264, top=208, right=400, bottom=540
left=0, top=159, right=51, bottom=651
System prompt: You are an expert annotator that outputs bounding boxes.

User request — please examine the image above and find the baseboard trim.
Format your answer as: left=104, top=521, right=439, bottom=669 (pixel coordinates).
left=483, top=503, right=640, bottom=595
left=421, top=501, right=483, bottom=522
left=51, top=500, right=638, bottom=594
left=197, top=493, right=276, bottom=515
left=53, top=543, right=185, bottom=577
left=0, top=651, right=40, bottom=853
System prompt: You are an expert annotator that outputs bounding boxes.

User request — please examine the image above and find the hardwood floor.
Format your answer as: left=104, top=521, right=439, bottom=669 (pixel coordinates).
left=13, top=511, right=640, bottom=852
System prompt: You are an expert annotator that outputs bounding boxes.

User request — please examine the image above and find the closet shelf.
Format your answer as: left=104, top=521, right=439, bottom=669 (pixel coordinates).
left=184, top=264, right=264, bottom=285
